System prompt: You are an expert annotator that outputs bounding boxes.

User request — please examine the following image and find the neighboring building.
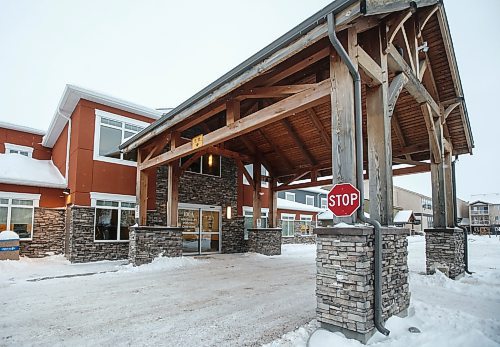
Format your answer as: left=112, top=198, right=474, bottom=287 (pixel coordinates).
left=469, top=194, right=500, bottom=235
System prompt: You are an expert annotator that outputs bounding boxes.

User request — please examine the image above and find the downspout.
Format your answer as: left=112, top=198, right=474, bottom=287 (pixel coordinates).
left=451, top=156, right=472, bottom=274
left=327, top=13, right=390, bottom=336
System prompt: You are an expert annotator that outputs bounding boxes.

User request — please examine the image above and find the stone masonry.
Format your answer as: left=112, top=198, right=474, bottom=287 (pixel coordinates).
left=66, top=206, right=129, bottom=263
left=19, top=208, right=66, bottom=258
left=148, top=157, right=245, bottom=254
left=314, top=226, right=410, bottom=343
left=129, top=226, right=183, bottom=266
left=425, top=228, right=465, bottom=279
left=248, top=228, right=282, bottom=256
left=282, top=234, right=316, bottom=245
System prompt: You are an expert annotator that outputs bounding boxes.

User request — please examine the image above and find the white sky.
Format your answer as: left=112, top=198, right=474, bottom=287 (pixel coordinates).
left=0, top=0, right=498, bottom=200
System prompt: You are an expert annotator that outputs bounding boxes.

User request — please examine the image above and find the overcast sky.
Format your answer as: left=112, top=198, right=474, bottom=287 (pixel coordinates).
left=0, top=0, right=498, bottom=200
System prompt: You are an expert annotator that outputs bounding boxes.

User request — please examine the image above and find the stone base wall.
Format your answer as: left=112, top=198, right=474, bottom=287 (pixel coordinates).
left=425, top=228, right=465, bottom=279
left=66, top=206, right=129, bottom=263
left=221, top=217, right=245, bottom=253
left=19, top=208, right=66, bottom=258
left=314, top=226, right=410, bottom=343
left=248, top=228, right=282, bottom=256
left=282, top=234, right=316, bottom=244
left=129, top=226, right=183, bottom=266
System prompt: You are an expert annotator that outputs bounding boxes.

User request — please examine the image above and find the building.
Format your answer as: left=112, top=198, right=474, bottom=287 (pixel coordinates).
left=0, top=85, right=163, bottom=261
left=469, top=194, right=500, bottom=235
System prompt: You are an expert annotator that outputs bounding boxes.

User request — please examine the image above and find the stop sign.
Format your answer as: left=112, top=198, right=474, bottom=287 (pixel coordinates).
left=328, top=183, right=361, bottom=217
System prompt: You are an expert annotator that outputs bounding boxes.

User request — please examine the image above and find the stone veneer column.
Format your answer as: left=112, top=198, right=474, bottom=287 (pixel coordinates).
left=314, top=226, right=410, bottom=343
left=129, top=226, right=183, bottom=266
left=425, top=228, right=465, bottom=279
left=247, top=228, right=282, bottom=256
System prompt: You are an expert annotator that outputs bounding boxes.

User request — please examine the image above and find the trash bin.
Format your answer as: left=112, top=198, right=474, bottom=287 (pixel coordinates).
left=0, top=230, right=20, bottom=261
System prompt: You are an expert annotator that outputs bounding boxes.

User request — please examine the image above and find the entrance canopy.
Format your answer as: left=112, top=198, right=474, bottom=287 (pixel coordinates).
left=121, top=0, right=473, bottom=227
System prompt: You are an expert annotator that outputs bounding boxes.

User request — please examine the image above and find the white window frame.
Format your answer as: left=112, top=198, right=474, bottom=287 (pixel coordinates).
left=300, top=214, right=314, bottom=233
left=285, top=192, right=295, bottom=202
left=182, top=154, right=222, bottom=177
left=321, top=197, right=327, bottom=210
left=91, top=192, right=136, bottom=243
left=93, top=109, right=149, bottom=167
left=0, top=192, right=40, bottom=240
left=281, top=213, right=295, bottom=237
left=305, top=195, right=315, bottom=206
left=242, top=164, right=269, bottom=187
left=4, top=143, right=33, bottom=158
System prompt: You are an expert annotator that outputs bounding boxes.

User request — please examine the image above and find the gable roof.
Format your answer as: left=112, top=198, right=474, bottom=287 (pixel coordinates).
left=0, top=121, right=45, bottom=136
left=42, top=85, right=164, bottom=148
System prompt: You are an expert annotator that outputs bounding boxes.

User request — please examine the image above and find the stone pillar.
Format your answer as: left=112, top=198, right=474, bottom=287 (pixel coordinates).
left=129, top=226, right=183, bottom=266
left=314, top=226, right=410, bottom=344
left=425, top=228, right=465, bottom=279
left=247, top=228, right=282, bottom=256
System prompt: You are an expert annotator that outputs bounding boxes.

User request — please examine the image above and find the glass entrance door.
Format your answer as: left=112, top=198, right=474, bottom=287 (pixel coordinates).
left=178, top=204, right=221, bottom=255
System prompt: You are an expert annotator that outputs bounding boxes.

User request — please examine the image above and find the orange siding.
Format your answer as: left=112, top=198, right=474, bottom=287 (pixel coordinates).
left=52, top=123, right=68, bottom=178
left=0, top=183, right=65, bottom=208
left=0, top=127, right=51, bottom=160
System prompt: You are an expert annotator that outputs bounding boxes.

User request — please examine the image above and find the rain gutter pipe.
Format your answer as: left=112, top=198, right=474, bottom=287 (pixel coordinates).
left=451, top=156, right=472, bottom=274
left=327, top=13, right=390, bottom=337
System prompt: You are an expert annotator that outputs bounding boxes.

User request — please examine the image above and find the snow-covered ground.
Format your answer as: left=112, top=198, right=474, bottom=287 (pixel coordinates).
left=0, top=237, right=499, bottom=346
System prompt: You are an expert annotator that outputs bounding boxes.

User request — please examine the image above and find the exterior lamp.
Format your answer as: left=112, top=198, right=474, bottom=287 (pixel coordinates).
left=63, top=188, right=70, bottom=195
left=226, top=205, right=232, bottom=219
left=208, top=154, right=213, bottom=167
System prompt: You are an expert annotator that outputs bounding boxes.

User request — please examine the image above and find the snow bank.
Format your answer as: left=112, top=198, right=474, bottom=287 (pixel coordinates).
left=0, top=153, right=66, bottom=189
left=0, top=230, right=19, bottom=240
left=119, top=255, right=203, bottom=273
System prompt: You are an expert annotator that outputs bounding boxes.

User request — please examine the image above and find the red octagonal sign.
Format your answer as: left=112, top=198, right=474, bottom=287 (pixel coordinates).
left=328, top=183, right=361, bottom=217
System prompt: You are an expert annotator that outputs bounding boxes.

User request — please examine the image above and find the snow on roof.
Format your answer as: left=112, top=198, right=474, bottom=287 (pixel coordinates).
left=470, top=193, right=500, bottom=205
left=0, top=154, right=66, bottom=189
left=277, top=198, right=322, bottom=213
left=317, top=210, right=370, bottom=220
left=0, top=230, right=19, bottom=241
left=0, top=121, right=45, bottom=136
left=42, top=84, right=164, bottom=148
left=298, top=187, right=329, bottom=194
left=394, top=210, right=414, bottom=224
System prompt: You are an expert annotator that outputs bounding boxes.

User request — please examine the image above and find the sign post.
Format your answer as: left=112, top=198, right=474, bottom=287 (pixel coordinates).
left=328, top=183, right=361, bottom=217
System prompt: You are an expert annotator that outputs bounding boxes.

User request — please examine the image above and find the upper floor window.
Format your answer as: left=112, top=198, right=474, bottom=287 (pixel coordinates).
left=94, top=110, right=148, bottom=167
left=180, top=153, right=221, bottom=177
left=321, top=197, right=327, bottom=210
left=305, top=195, right=315, bottom=206
left=421, top=197, right=432, bottom=210
left=0, top=192, right=40, bottom=240
left=285, top=192, right=295, bottom=202
left=4, top=143, right=33, bottom=158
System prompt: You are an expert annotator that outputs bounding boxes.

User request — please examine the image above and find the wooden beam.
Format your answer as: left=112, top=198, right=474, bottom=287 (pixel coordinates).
left=417, top=4, right=439, bottom=38
left=388, top=73, right=408, bottom=117
left=307, top=108, right=331, bottom=148
left=257, top=129, right=294, bottom=171
left=430, top=116, right=447, bottom=228
left=226, top=100, right=240, bottom=125
left=268, top=177, right=278, bottom=228
left=392, top=164, right=430, bottom=176
left=166, top=133, right=180, bottom=227
left=236, top=84, right=316, bottom=99
left=393, top=143, right=428, bottom=157
left=238, top=135, right=274, bottom=176
left=281, top=119, right=316, bottom=166
left=275, top=179, right=331, bottom=192
left=418, top=59, right=427, bottom=81
left=144, top=132, right=171, bottom=162
left=236, top=159, right=254, bottom=188
left=442, top=102, right=461, bottom=124
left=140, top=79, right=331, bottom=171
left=252, top=161, right=262, bottom=228
left=391, top=112, right=412, bottom=160
left=179, top=149, right=206, bottom=174
left=280, top=169, right=311, bottom=188
left=387, top=9, right=413, bottom=45
left=393, top=157, right=430, bottom=168
left=387, top=43, right=440, bottom=116
left=400, top=20, right=417, bottom=73
left=206, top=146, right=253, bottom=163
left=358, top=46, right=383, bottom=85
left=403, top=17, right=418, bottom=75
left=136, top=150, right=148, bottom=226
left=421, top=103, right=441, bottom=163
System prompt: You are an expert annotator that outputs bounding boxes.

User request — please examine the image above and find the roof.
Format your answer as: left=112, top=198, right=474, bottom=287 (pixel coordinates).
left=318, top=209, right=370, bottom=220
left=42, top=85, right=164, bottom=148
left=277, top=198, right=323, bottom=213
left=0, top=153, right=66, bottom=189
left=459, top=217, right=470, bottom=226
left=0, top=121, right=45, bottom=136
left=470, top=194, right=500, bottom=205
left=394, top=210, right=414, bottom=224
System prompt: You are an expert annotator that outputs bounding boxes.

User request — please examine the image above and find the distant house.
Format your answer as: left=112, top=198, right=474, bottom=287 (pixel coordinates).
left=469, top=194, right=500, bottom=235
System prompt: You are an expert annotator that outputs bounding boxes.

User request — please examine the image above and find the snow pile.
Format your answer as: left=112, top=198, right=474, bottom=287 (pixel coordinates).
left=281, top=244, right=316, bottom=258
left=119, top=255, right=203, bottom=273
left=0, top=153, right=66, bottom=189
left=0, top=230, right=19, bottom=240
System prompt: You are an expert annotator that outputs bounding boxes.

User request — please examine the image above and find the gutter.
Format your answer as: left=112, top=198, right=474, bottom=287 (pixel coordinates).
left=326, top=13, right=390, bottom=337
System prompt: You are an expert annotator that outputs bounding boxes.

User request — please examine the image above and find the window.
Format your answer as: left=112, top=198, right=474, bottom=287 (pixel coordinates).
left=285, top=192, right=295, bottom=202
left=305, top=195, right=315, bottom=206
left=421, top=198, right=432, bottom=210
left=0, top=193, right=39, bottom=240
left=321, top=197, right=327, bottom=210
left=243, top=208, right=268, bottom=240
left=281, top=213, right=295, bottom=237
left=4, top=143, right=33, bottom=158
left=91, top=193, right=136, bottom=242
left=94, top=110, right=148, bottom=166
left=300, top=214, right=313, bottom=234
left=242, top=164, right=269, bottom=187
left=180, top=154, right=221, bottom=177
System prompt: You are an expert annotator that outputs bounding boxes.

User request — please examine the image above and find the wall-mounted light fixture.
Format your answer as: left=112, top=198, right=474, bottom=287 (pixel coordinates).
left=208, top=154, right=213, bottom=167
left=63, top=188, right=70, bottom=195
left=226, top=205, right=232, bottom=219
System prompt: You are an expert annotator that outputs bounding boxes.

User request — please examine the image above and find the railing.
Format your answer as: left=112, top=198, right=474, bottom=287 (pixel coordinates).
left=471, top=210, right=489, bottom=215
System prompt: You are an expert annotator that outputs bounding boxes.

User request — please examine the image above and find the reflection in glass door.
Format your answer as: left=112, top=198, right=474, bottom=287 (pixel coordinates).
left=178, top=204, right=221, bottom=255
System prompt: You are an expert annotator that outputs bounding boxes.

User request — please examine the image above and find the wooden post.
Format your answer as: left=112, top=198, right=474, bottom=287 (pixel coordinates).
left=366, top=27, right=393, bottom=226
left=330, top=28, right=357, bottom=224
left=268, top=177, right=278, bottom=228
left=252, top=162, right=262, bottom=228
left=166, top=132, right=180, bottom=227
left=136, top=149, right=148, bottom=226
left=430, top=118, right=447, bottom=228
left=443, top=146, right=454, bottom=228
